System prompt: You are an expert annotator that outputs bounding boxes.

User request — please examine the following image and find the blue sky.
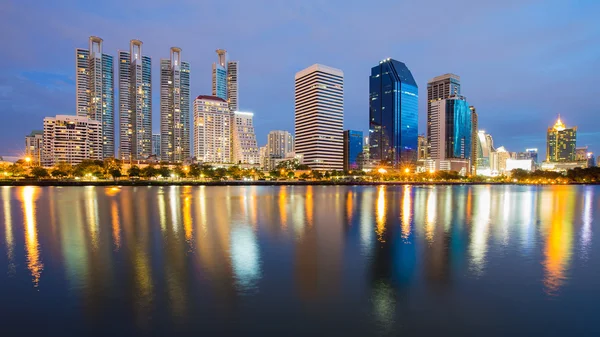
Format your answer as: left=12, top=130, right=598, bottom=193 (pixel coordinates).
left=1, top=0, right=599, bottom=158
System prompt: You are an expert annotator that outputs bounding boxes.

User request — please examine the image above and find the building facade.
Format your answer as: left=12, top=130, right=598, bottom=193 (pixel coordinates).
left=575, top=146, right=588, bottom=161
left=369, top=58, right=418, bottom=167
left=429, top=96, right=472, bottom=161
left=227, top=61, right=239, bottom=111
left=76, top=36, right=114, bottom=158
left=517, top=148, right=538, bottom=163
left=118, top=40, right=152, bottom=161
left=295, top=64, right=344, bottom=170
left=343, top=130, right=363, bottom=171
left=42, top=115, right=101, bottom=166
left=417, top=135, right=427, bottom=160
left=160, top=47, right=190, bottom=163
left=546, top=117, right=576, bottom=162
left=427, top=74, right=460, bottom=158
left=470, top=106, right=478, bottom=174
left=25, top=130, right=44, bottom=165
left=193, top=96, right=231, bottom=164
left=152, top=134, right=161, bottom=158
left=232, top=112, right=259, bottom=164
left=212, top=49, right=228, bottom=101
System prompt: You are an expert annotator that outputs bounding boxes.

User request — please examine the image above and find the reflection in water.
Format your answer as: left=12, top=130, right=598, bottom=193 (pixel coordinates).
left=376, top=186, right=386, bottom=243
left=21, top=186, right=43, bottom=287
left=542, top=187, right=574, bottom=295
left=3, top=187, right=14, bottom=272
left=470, top=186, right=491, bottom=276
left=1, top=185, right=599, bottom=336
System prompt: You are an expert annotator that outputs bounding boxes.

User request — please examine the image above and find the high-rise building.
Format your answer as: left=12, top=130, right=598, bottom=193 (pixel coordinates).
left=232, top=112, right=259, bottom=164
left=343, top=130, right=363, bottom=171
left=152, top=134, right=161, bottom=158
left=25, top=130, right=43, bottom=165
left=470, top=106, right=478, bottom=174
left=76, top=36, right=114, bottom=158
left=259, top=146, right=268, bottom=170
left=193, top=95, right=231, bottom=164
left=265, top=130, right=294, bottom=170
left=160, top=47, right=190, bottom=163
left=546, top=117, right=577, bottom=162
left=429, top=96, right=472, bottom=160
left=212, top=49, right=228, bottom=101
left=491, top=146, right=511, bottom=175
left=295, top=64, right=344, bottom=170
left=417, top=135, right=427, bottom=160
left=427, top=74, right=460, bottom=158
left=575, top=146, right=588, bottom=161
left=227, top=61, right=239, bottom=111
left=118, top=40, right=152, bottom=161
left=42, top=115, right=101, bottom=167
left=369, top=58, right=418, bottom=167
left=517, top=148, right=538, bottom=163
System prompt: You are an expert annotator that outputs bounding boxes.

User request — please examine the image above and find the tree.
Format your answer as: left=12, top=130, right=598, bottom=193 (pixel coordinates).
left=287, top=171, right=295, bottom=179
left=128, top=165, right=141, bottom=178
left=55, top=162, right=73, bottom=177
left=300, top=173, right=310, bottom=180
left=51, top=168, right=68, bottom=179
left=310, top=170, right=323, bottom=180
left=213, top=167, right=227, bottom=180
left=227, top=166, right=243, bottom=180
left=189, top=164, right=202, bottom=179
left=158, top=166, right=171, bottom=178
left=31, top=167, right=49, bottom=179
left=173, top=165, right=187, bottom=179
left=109, top=168, right=122, bottom=181
left=8, top=163, right=26, bottom=177
left=140, top=165, right=157, bottom=179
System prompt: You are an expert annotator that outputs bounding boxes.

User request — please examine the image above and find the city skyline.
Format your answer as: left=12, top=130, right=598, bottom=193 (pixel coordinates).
left=1, top=0, right=599, bottom=159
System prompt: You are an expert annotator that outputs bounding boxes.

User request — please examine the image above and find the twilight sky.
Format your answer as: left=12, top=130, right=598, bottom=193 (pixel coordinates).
left=1, top=0, right=599, bottom=158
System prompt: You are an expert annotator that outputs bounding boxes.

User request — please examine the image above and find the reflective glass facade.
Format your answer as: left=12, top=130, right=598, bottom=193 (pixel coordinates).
left=101, top=54, right=114, bottom=158
left=369, top=59, right=418, bottom=166
left=547, top=119, right=577, bottom=162
left=446, top=98, right=472, bottom=159
left=343, top=130, right=363, bottom=171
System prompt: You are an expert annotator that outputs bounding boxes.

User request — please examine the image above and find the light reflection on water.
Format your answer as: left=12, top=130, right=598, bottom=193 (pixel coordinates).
left=0, top=185, right=598, bottom=336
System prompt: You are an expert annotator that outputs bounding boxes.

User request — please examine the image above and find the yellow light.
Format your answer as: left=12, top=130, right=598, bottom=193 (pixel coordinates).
left=429, top=169, right=435, bottom=174
left=24, top=157, right=31, bottom=163
left=377, top=168, right=387, bottom=174
left=404, top=168, right=410, bottom=173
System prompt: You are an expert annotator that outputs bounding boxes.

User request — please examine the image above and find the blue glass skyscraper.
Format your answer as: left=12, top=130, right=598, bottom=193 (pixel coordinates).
left=369, top=59, right=418, bottom=166
left=343, top=130, right=363, bottom=171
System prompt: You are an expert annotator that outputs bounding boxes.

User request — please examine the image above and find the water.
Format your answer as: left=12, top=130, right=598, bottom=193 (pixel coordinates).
left=0, top=185, right=598, bottom=336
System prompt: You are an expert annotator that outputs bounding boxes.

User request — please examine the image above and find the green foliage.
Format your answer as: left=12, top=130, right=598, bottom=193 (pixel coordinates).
left=128, top=165, right=141, bottom=177
left=158, top=166, right=171, bottom=178
left=109, top=168, right=122, bottom=180
left=140, top=165, right=157, bottom=178
left=31, top=167, right=49, bottom=179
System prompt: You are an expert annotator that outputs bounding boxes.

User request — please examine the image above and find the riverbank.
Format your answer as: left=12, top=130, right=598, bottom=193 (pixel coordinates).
left=0, top=179, right=595, bottom=187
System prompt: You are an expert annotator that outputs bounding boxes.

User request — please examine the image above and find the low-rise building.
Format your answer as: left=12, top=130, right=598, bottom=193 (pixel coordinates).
left=42, top=115, right=102, bottom=166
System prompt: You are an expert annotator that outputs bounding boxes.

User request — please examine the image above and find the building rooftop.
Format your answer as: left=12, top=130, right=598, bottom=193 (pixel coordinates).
left=195, top=95, right=227, bottom=102
left=295, top=64, right=344, bottom=80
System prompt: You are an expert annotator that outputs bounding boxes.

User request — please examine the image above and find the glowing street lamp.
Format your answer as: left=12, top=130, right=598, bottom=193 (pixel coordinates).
left=377, top=168, right=387, bottom=174
left=404, top=168, right=410, bottom=174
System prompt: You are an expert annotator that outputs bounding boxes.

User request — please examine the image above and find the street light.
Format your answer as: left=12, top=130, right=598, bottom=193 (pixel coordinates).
left=377, top=168, right=387, bottom=174
left=404, top=168, right=410, bottom=174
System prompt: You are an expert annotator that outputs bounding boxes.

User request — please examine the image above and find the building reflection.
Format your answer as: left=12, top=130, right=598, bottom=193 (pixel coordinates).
left=469, top=186, right=491, bottom=276
left=3, top=187, right=14, bottom=274
left=580, top=187, right=593, bottom=260
left=21, top=186, right=43, bottom=287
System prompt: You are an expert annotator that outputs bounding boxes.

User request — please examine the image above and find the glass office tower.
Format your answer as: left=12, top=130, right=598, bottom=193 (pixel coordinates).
left=547, top=117, right=577, bottom=162
left=369, top=58, right=418, bottom=167
left=343, top=130, right=363, bottom=171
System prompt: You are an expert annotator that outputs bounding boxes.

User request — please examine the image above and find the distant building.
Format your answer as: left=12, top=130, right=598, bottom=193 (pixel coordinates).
left=295, top=64, right=344, bottom=170
left=417, top=135, right=427, bottom=160
left=369, top=58, right=418, bottom=166
left=343, top=130, right=363, bottom=171
left=517, top=148, right=538, bottom=163
left=212, top=49, right=228, bottom=101
left=193, top=95, right=231, bottom=164
left=476, top=131, right=495, bottom=175
left=160, top=47, right=190, bottom=163
left=232, top=112, right=259, bottom=164
left=259, top=146, right=268, bottom=170
left=470, top=106, right=478, bottom=174
left=266, top=130, right=294, bottom=170
left=506, top=159, right=534, bottom=172
left=25, top=130, right=43, bottom=165
left=76, top=36, right=114, bottom=158
left=152, top=134, right=161, bottom=158
left=227, top=61, right=239, bottom=112
left=546, top=117, right=576, bottom=162
left=587, top=152, right=595, bottom=167
left=43, top=115, right=102, bottom=167
left=118, top=40, right=152, bottom=161
left=491, top=146, right=511, bottom=175
left=575, top=146, right=588, bottom=162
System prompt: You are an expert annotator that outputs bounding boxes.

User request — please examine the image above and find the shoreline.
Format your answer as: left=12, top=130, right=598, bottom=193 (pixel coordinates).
left=0, top=180, right=598, bottom=187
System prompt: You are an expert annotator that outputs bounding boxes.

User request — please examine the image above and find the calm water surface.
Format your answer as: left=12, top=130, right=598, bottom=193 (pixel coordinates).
left=0, top=185, right=598, bottom=336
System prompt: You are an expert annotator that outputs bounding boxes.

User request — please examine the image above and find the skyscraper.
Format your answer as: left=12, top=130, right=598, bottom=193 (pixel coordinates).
left=25, top=130, right=43, bottom=165
left=119, top=40, right=152, bottom=161
left=546, top=117, right=577, bottom=162
left=76, top=36, right=114, bottom=158
left=295, top=64, right=344, bottom=170
left=369, top=58, right=418, bottom=167
left=212, top=49, right=228, bottom=101
left=343, top=130, right=363, bottom=171
left=42, top=115, right=102, bottom=166
left=417, top=135, right=427, bottom=160
left=470, top=106, right=478, bottom=174
left=232, top=112, right=259, bottom=164
left=227, top=61, right=239, bottom=111
left=160, top=47, right=190, bottom=163
left=427, top=74, right=460, bottom=158
left=193, top=95, right=231, bottom=163
left=429, top=96, right=472, bottom=160
left=266, top=130, right=294, bottom=170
